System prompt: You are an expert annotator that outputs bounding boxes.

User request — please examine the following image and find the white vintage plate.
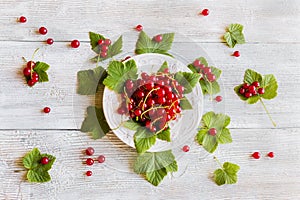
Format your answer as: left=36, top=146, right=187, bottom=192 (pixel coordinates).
left=102, top=53, right=203, bottom=152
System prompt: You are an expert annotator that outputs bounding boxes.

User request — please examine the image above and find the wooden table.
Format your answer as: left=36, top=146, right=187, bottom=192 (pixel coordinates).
left=0, top=0, right=299, bottom=199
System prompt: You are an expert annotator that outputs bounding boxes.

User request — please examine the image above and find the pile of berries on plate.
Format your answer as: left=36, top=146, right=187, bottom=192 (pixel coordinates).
left=238, top=81, right=265, bottom=98
left=117, top=70, right=184, bottom=133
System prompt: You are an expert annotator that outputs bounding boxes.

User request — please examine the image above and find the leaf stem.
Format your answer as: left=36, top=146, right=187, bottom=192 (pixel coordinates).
left=213, top=156, right=223, bottom=169
left=259, top=97, right=276, bottom=127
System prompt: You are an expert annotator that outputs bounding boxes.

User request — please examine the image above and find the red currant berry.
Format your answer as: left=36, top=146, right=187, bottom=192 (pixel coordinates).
left=27, top=61, right=36, bottom=69
left=71, top=40, right=80, bottom=48
left=233, top=51, right=240, bottom=57
left=46, top=38, right=54, bottom=45
left=201, top=9, right=209, bottom=16
left=252, top=81, right=260, bottom=87
left=104, top=39, right=111, bottom=45
left=207, top=73, right=216, bottom=82
left=101, top=45, right=109, bottom=52
left=100, top=51, right=107, bottom=58
left=19, top=16, right=27, bottom=23
left=98, top=39, right=105, bottom=45
left=182, top=145, right=190, bottom=152
left=134, top=109, right=142, bottom=116
left=97, top=155, right=105, bottom=163
left=209, top=128, right=217, bottom=136
left=239, top=88, right=245, bottom=94
left=215, top=95, right=223, bottom=102
left=23, top=67, right=31, bottom=76
left=252, top=90, right=258, bottom=95
left=248, top=85, right=256, bottom=93
left=252, top=152, right=260, bottom=159
left=32, top=72, right=39, bottom=82
left=41, top=157, right=49, bottom=165
left=203, top=67, right=211, bottom=74
left=267, top=152, right=274, bottom=158
left=86, top=170, right=92, bottom=176
left=43, top=107, right=51, bottom=113
left=27, top=79, right=35, bottom=87
left=258, top=88, right=265, bottom=94
left=117, top=107, right=126, bottom=115
left=154, top=35, right=163, bottom=43
left=85, top=147, right=95, bottom=156
left=243, top=83, right=250, bottom=89
left=125, top=80, right=134, bottom=90
left=39, top=27, right=48, bottom=35
left=86, top=158, right=94, bottom=166
left=135, top=24, right=143, bottom=31
left=193, top=59, right=201, bottom=67
left=245, top=92, right=252, bottom=98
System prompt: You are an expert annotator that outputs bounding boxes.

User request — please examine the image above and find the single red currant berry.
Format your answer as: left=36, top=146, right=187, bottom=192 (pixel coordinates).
left=46, top=38, right=54, bottom=45
left=41, top=157, right=49, bottom=165
left=135, top=24, right=143, bottom=31
left=207, top=73, right=216, bottom=82
left=258, top=88, right=265, bottom=94
left=101, top=45, right=109, bottom=52
left=98, top=39, right=105, bottom=45
left=233, top=51, right=240, bottom=57
left=86, top=158, right=94, bottom=166
left=23, top=67, right=31, bottom=76
left=243, top=83, right=250, bottom=89
left=154, top=35, right=163, bottom=43
left=85, top=147, right=95, bottom=156
left=32, top=72, right=39, bottom=82
left=134, top=109, right=142, bottom=116
left=193, top=59, right=201, bottom=67
left=201, top=9, right=209, bottom=16
left=27, top=79, right=35, bottom=87
left=71, top=40, right=80, bottom=48
left=252, top=152, right=260, bottom=159
left=209, top=128, right=217, bottom=136
left=104, top=39, right=111, bottom=45
left=215, top=95, right=223, bottom=102
left=19, top=16, right=27, bottom=23
left=182, top=145, right=190, bottom=152
left=267, top=152, right=274, bottom=158
left=43, top=107, right=51, bottom=113
left=97, top=155, right=105, bottom=163
left=252, top=81, right=260, bottom=87
left=117, top=107, right=126, bottom=115
left=203, top=67, right=211, bottom=74
left=245, top=92, right=252, bottom=98
left=39, top=27, right=48, bottom=35
left=100, top=51, right=107, bottom=58
left=239, top=88, right=245, bottom=94
left=27, top=61, right=36, bottom=69
left=86, top=170, right=92, bottom=176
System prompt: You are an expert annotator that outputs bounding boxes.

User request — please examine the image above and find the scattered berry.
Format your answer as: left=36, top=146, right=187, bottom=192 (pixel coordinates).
left=38, top=27, right=48, bottom=35
left=46, top=38, right=54, bottom=45
left=233, top=51, right=240, bottom=57
left=182, top=145, right=190, bottom=152
left=201, top=9, right=209, bottom=16
left=154, top=35, right=163, bottom=43
left=86, top=170, right=92, bottom=176
left=97, top=155, right=105, bottom=163
left=71, top=40, right=80, bottom=48
left=135, top=24, right=143, bottom=31
left=252, top=152, right=260, bottom=159
left=267, top=152, right=274, bottom=158
left=43, top=107, right=51, bottom=113
left=23, top=67, right=31, bottom=76
left=40, top=157, right=49, bottom=165
left=85, top=147, right=95, bottom=156
left=209, top=128, right=217, bottom=136
left=19, top=16, right=27, bottom=23
left=86, top=158, right=94, bottom=166
left=215, top=95, right=223, bottom=102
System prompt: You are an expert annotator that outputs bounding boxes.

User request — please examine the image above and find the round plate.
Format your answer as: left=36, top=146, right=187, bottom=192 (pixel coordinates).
left=103, top=53, right=203, bottom=152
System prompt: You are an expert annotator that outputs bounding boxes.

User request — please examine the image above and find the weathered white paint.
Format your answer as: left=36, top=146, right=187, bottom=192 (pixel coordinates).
left=0, top=0, right=300, bottom=199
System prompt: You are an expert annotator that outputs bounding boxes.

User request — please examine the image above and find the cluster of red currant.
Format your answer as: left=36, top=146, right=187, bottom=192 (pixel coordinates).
left=23, top=61, right=40, bottom=87
left=117, top=70, right=184, bottom=133
left=97, top=38, right=112, bottom=58
left=192, top=59, right=216, bottom=82
left=84, top=147, right=105, bottom=177
left=238, top=81, right=265, bottom=98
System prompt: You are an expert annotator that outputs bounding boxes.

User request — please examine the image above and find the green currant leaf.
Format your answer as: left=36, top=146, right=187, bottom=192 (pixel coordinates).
left=202, top=134, right=218, bottom=153
left=165, top=160, right=178, bottom=172
left=39, top=154, right=56, bottom=171
left=214, top=162, right=240, bottom=186
left=224, top=23, right=245, bottom=48
left=27, top=170, right=51, bottom=183
left=134, top=127, right=157, bottom=154
left=89, top=31, right=105, bottom=54
left=216, top=128, right=232, bottom=144
left=123, top=119, right=141, bottom=131
left=244, top=69, right=263, bottom=85
left=103, top=60, right=138, bottom=93
left=23, top=148, right=42, bottom=170
left=33, top=62, right=50, bottom=83
left=180, top=96, right=193, bottom=110
left=107, top=35, right=123, bottom=59
left=156, top=128, right=171, bottom=142
left=261, top=74, right=278, bottom=99
left=145, top=168, right=168, bottom=186
left=174, top=72, right=201, bottom=94
left=81, top=106, right=110, bottom=139
left=77, top=66, right=107, bottom=95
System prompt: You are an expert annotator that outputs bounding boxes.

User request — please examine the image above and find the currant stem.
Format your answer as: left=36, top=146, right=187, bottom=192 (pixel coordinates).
left=259, top=97, right=276, bottom=127
left=213, top=156, right=223, bottom=168
left=31, top=48, right=40, bottom=60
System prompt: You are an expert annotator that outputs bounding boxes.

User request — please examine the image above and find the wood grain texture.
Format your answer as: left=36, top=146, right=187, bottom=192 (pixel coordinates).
left=0, top=0, right=300, bottom=199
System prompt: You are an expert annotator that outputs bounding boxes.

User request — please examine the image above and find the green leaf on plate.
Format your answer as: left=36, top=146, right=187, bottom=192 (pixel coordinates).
left=134, top=127, right=157, bottom=154
left=224, top=23, right=246, bottom=48
left=103, top=60, right=138, bottom=93
left=214, top=161, right=240, bottom=186
left=77, top=66, right=107, bottom=95
left=196, top=112, right=232, bottom=153
left=81, top=106, right=110, bottom=139
left=123, top=119, right=141, bottom=131
left=135, top=31, right=175, bottom=57
left=174, top=72, right=201, bottom=94
left=180, top=96, right=193, bottom=110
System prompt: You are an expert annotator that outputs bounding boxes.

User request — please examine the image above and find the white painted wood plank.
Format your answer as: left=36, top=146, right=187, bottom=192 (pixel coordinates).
left=0, top=0, right=299, bottom=43
left=0, top=129, right=299, bottom=199
left=0, top=42, right=299, bottom=129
